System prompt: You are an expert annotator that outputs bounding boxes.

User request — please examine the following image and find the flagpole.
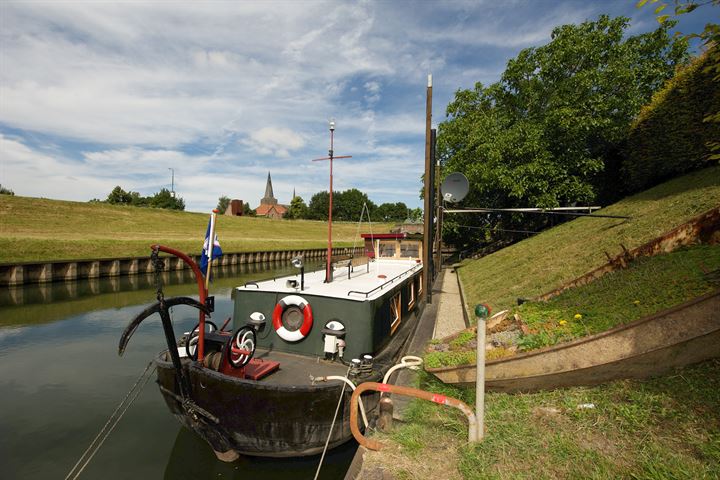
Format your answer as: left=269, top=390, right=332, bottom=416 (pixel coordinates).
left=204, top=209, right=218, bottom=291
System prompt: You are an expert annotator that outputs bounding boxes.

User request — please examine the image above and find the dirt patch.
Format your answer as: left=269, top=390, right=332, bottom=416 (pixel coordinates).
left=359, top=430, right=463, bottom=480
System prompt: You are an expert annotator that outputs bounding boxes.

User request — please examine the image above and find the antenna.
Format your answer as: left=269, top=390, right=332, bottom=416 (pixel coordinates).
left=440, top=172, right=469, bottom=203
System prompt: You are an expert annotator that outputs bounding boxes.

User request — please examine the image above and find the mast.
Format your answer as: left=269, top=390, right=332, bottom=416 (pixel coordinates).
left=312, top=120, right=352, bottom=283
left=423, top=74, right=433, bottom=303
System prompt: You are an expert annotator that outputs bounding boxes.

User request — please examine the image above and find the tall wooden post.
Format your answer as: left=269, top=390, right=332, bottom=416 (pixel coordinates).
left=423, top=74, right=433, bottom=303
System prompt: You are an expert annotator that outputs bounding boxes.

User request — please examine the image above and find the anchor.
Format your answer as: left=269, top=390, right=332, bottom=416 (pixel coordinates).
left=118, top=295, right=211, bottom=399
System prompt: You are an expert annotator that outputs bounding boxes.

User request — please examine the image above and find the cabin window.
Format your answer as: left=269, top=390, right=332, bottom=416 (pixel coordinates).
left=400, top=242, right=420, bottom=258
left=390, top=292, right=401, bottom=335
left=408, top=280, right=415, bottom=309
left=378, top=241, right=397, bottom=258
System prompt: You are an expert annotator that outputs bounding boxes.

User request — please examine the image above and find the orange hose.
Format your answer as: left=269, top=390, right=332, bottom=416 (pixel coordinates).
left=349, top=382, right=477, bottom=450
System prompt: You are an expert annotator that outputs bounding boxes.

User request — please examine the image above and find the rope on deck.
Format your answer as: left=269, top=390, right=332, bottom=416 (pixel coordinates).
left=64, top=361, right=156, bottom=480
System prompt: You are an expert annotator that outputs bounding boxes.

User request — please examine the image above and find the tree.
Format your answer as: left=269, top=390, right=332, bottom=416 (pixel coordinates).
left=243, top=202, right=255, bottom=216
left=437, top=15, right=688, bottom=249
left=149, top=188, right=185, bottom=210
left=217, top=195, right=230, bottom=213
left=106, top=186, right=133, bottom=204
left=373, top=202, right=409, bottom=222
left=334, top=188, right=376, bottom=221
left=307, top=191, right=331, bottom=220
left=0, top=184, right=14, bottom=195
left=286, top=196, right=309, bottom=219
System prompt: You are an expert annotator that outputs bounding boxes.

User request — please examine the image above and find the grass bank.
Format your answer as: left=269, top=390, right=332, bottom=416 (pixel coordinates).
left=425, top=244, right=720, bottom=368
left=0, top=196, right=394, bottom=262
left=362, top=360, right=720, bottom=479
left=457, top=166, right=720, bottom=312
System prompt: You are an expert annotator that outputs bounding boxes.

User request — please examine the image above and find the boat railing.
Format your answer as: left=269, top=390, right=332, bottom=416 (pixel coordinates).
left=347, top=264, right=422, bottom=298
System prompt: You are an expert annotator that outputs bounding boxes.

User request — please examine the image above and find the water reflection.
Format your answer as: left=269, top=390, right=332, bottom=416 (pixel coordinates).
left=0, top=261, right=316, bottom=328
left=164, top=427, right=357, bottom=480
left=0, top=259, right=355, bottom=480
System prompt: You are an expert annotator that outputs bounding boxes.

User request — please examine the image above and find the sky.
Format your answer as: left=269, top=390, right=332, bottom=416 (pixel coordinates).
left=0, top=0, right=710, bottom=212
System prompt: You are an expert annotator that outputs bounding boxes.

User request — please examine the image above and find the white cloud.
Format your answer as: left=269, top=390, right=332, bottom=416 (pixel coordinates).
left=240, top=127, right=306, bottom=159
left=0, top=0, right=680, bottom=211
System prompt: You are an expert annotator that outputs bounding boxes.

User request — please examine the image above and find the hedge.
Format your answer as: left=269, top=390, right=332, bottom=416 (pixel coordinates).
left=622, top=48, right=720, bottom=193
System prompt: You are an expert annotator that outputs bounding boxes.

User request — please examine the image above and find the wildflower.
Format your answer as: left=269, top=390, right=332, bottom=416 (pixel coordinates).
left=574, top=313, right=582, bottom=320
left=633, top=300, right=641, bottom=305
left=559, top=320, right=567, bottom=326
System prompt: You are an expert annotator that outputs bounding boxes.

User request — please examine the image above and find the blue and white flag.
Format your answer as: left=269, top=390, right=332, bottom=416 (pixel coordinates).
left=200, top=217, right=222, bottom=275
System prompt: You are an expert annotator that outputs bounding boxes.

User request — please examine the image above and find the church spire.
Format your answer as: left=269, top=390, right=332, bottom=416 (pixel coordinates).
left=260, top=171, right=278, bottom=206
left=264, top=171, right=274, bottom=199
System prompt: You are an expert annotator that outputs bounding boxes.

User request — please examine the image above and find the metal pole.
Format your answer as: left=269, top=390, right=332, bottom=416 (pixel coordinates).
left=475, top=305, right=487, bottom=442
left=423, top=74, right=433, bottom=304
left=169, top=168, right=175, bottom=198
left=326, top=123, right=334, bottom=283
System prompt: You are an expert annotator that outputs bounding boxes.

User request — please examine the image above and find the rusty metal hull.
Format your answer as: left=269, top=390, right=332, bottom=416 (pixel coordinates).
left=427, top=290, right=720, bottom=392
left=156, top=358, right=382, bottom=457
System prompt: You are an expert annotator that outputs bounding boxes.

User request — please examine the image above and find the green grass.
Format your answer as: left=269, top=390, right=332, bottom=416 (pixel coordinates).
left=426, top=244, right=720, bottom=366
left=367, top=360, right=720, bottom=479
left=456, top=166, right=720, bottom=313
left=516, top=244, right=720, bottom=350
left=0, top=196, right=394, bottom=262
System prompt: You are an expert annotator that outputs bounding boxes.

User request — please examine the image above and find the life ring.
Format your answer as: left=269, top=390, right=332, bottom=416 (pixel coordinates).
left=272, top=295, right=313, bottom=342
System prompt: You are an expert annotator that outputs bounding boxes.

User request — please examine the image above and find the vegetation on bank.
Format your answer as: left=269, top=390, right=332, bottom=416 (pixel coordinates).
left=0, top=196, right=394, bottom=263
left=425, top=244, right=720, bottom=368
left=363, top=361, right=720, bottom=479
left=515, top=244, right=720, bottom=351
left=100, top=185, right=186, bottom=211
left=456, top=165, right=720, bottom=314
left=624, top=47, right=720, bottom=192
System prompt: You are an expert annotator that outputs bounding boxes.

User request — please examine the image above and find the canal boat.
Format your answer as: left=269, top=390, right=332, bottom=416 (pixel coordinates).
left=118, top=123, right=427, bottom=459
left=119, top=235, right=424, bottom=459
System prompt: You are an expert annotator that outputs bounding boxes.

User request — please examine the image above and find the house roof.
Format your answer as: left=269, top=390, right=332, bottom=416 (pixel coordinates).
left=256, top=203, right=288, bottom=216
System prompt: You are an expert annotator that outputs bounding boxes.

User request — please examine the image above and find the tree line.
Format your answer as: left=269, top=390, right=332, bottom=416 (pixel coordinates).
left=217, top=188, right=422, bottom=222
left=97, top=185, right=186, bottom=210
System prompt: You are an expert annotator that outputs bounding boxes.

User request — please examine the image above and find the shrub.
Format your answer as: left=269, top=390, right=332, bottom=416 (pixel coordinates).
left=622, top=47, right=720, bottom=192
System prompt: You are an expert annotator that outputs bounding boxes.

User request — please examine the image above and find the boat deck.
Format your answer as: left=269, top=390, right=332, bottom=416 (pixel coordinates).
left=236, top=258, right=422, bottom=302
left=252, top=349, right=357, bottom=386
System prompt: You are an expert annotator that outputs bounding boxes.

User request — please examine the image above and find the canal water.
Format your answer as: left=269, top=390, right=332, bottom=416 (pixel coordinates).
left=0, top=261, right=357, bottom=479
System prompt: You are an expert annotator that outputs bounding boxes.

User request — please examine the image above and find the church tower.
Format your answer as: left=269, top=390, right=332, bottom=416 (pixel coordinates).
left=255, top=171, right=287, bottom=219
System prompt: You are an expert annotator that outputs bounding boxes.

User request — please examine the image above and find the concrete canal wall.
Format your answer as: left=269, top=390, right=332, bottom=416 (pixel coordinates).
left=0, top=247, right=363, bottom=286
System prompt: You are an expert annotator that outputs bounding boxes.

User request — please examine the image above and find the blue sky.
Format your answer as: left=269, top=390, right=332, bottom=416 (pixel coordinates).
left=0, top=1, right=710, bottom=212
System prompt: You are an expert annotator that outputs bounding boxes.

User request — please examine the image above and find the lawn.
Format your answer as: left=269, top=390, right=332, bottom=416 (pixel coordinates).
left=0, top=196, right=394, bottom=262
left=362, top=360, right=720, bottom=479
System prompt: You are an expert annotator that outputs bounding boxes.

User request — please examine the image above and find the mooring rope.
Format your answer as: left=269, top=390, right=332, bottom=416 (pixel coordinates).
left=313, top=364, right=352, bottom=480
left=64, top=361, right=157, bottom=480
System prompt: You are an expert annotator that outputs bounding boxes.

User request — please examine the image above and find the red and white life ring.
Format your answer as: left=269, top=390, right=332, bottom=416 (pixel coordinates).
left=272, top=295, right=313, bottom=342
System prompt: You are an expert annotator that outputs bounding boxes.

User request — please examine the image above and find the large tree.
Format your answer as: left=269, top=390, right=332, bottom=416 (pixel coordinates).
left=437, top=15, right=688, bottom=249
left=307, top=189, right=376, bottom=221
left=286, top=195, right=309, bottom=219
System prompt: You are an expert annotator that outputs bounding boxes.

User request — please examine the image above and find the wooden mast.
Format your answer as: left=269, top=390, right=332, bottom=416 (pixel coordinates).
left=423, top=74, right=433, bottom=303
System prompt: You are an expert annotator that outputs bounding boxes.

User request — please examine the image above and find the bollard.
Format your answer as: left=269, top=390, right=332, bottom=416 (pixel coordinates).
left=377, top=396, right=394, bottom=432
left=474, top=303, right=490, bottom=442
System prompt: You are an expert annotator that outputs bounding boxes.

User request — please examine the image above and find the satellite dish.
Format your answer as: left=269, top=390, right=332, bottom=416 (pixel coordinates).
left=440, top=172, right=469, bottom=203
